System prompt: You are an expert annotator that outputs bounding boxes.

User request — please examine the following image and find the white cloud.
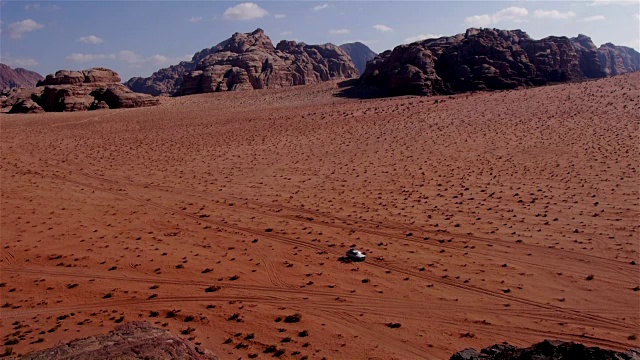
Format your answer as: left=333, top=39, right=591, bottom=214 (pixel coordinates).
left=588, top=0, right=638, bottom=6
left=223, top=2, right=268, bottom=20
left=274, top=13, right=286, bottom=19
left=117, top=50, right=144, bottom=64
left=581, top=15, right=606, bottom=21
left=67, top=51, right=189, bottom=67
left=465, top=14, right=492, bottom=27
left=24, top=3, right=40, bottom=10
left=7, top=19, right=44, bottom=39
left=78, top=35, right=104, bottom=44
left=66, top=53, right=116, bottom=62
left=373, top=24, right=393, bottom=32
left=404, top=34, right=443, bottom=43
left=1, top=55, right=39, bottom=68
left=148, top=54, right=168, bottom=65
left=464, top=7, right=529, bottom=27
left=313, top=3, right=330, bottom=11
left=188, top=16, right=203, bottom=23
left=634, top=13, right=640, bottom=20
left=329, top=29, right=350, bottom=35
left=280, top=31, right=292, bottom=36
left=534, top=9, right=576, bottom=19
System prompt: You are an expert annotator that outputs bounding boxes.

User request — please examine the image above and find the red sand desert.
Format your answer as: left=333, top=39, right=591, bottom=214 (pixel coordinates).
left=1, top=74, right=639, bottom=359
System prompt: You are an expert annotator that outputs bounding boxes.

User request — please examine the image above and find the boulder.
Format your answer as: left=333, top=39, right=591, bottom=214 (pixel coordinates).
left=8, top=99, right=44, bottom=114
left=450, top=339, right=640, bottom=360
left=21, top=322, right=218, bottom=360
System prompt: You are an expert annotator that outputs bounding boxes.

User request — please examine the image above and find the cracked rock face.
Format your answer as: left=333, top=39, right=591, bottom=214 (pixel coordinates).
left=21, top=322, right=218, bottom=360
left=2, top=67, right=159, bottom=113
left=359, top=28, right=639, bottom=96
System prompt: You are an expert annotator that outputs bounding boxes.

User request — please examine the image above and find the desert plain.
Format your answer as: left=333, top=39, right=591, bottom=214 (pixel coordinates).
left=1, top=73, right=639, bottom=359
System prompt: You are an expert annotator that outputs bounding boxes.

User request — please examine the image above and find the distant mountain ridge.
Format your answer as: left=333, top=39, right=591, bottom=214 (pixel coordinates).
left=0, top=64, right=44, bottom=90
left=359, top=28, right=640, bottom=96
left=339, top=42, right=377, bottom=74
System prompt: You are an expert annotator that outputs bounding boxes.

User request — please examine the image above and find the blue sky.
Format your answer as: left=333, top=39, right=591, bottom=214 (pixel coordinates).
left=1, top=0, right=639, bottom=81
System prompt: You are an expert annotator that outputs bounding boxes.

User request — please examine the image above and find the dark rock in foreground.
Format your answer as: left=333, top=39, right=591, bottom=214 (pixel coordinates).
left=360, top=28, right=640, bottom=96
left=450, top=339, right=640, bottom=360
left=21, top=322, right=218, bottom=360
left=340, top=42, right=377, bottom=75
left=2, top=67, right=159, bottom=113
left=0, top=63, right=44, bottom=91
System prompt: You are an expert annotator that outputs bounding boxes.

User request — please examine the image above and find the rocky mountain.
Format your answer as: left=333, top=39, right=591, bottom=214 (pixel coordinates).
left=177, top=29, right=358, bottom=95
left=598, top=42, right=640, bottom=76
left=21, top=322, right=218, bottom=360
left=570, top=34, right=607, bottom=78
left=124, top=38, right=232, bottom=96
left=1, top=67, right=159, bottom=113
left=339, top=42, right=377, bottom=74
left=360, top=28, right=640, bottom=96
left=450, top=339, right=640, bottom=360
left=125, top=29, right=358, bottom=96
left=0, top=63, right=43, bottom=90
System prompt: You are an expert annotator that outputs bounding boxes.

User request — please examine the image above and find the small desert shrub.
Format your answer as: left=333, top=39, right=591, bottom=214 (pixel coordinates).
left=284, top=313, right=302, bottom=323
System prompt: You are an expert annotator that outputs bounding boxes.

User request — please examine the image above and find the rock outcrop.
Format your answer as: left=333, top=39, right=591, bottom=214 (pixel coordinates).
left=571, top=34, right=607, bottom=78
left=125, top=63, right=192, bottom=96
left=176, top=29, right=358, bottom=96
left=125, top=29, right=358, bottom=96
left=21, top=322, right=218, bottom=360
left=450, top=339, right=640, bottom=360
left=37, top=67, right=122, bottom=86
left=359, top=28, right=638, bottom=96
left=2, top=67, right=159, bottom=113
left=598, top=43, right=640, bottom=76
left=340, top=42, right=377, bottom=74
left=0, top=63, right=44, bottom=90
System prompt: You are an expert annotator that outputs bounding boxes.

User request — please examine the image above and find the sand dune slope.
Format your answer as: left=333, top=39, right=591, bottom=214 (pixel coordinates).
left=1, top=74, right=639, bottom=359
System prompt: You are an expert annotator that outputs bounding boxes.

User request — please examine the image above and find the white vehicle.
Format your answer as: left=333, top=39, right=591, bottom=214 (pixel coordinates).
left=346, top=248, right=366, bottom=262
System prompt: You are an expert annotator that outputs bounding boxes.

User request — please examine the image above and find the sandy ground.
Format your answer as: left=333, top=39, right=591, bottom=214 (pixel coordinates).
left=1, top=74, right=639, bottom=359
